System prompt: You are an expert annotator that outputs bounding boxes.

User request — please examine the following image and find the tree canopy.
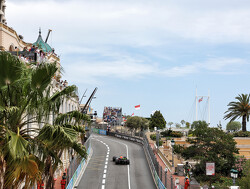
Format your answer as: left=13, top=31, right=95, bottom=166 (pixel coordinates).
left=239, top=159, right=250, bottom=189
left=149, top=110, right=166, bottom=130
left=226, top=121, right=241, bottom=132
left=125, top=116, right=149, bottom=131
left=174, top=121, right=239, bottom=182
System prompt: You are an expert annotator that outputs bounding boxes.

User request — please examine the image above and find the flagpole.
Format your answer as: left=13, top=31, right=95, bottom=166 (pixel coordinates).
left=208, top=89, right=210, bottom=125
left=196, top=88, right=198, bottom=121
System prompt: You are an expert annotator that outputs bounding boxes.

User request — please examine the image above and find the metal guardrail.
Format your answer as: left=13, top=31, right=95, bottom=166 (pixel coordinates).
left=66, top=138, right=91, bottom=189
left=92, top=128, right=167, bottom=189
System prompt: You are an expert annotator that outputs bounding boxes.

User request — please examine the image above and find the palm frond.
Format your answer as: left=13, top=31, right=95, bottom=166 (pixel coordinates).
left=31, top=62, right=58, bottom=93
left=0, top=52, right=23, bottom=88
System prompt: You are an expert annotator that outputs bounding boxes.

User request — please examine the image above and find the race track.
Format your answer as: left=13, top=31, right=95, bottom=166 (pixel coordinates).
left=78, top=134, right=156, bottom=189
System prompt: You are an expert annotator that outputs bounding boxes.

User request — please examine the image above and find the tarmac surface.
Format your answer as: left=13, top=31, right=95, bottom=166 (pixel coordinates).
left=78, top=133, right=156, bottom=189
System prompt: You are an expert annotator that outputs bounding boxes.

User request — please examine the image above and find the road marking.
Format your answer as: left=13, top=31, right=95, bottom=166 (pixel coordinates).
left=92, top=138, right=109, bottom=189
left=98, top=136, right=131, bottom=189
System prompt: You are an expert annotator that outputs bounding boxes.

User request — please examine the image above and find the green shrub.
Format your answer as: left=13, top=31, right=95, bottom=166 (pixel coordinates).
left=233, top=131, right=250, bottom=137
left=160, top=130, right=183, bottom=137
left=159, top=140, right=163, bottom=146
left=161, top=130, right=172, bottom=137
left=150, top=134, right=156, bottom=141
left=171, top=131, right=183, bottom=137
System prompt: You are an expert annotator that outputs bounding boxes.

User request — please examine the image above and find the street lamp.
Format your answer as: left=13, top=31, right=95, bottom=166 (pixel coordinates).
left=230, top=169, right=238, bottom=186
left=156, top=130, right=160, bottom=148
left=171, top=139, right=175, bottom=168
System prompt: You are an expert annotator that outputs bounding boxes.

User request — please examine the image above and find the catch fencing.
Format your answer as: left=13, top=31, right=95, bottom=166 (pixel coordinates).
left=69, top=127, right=186, bottom=189
left=66, top=138, right=91, bottom=189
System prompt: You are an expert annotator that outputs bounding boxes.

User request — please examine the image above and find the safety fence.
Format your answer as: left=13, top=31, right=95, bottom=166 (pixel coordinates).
left=109, top=131, right=185, bottom=189
left=66, top=138, right=91, bottom=189
left=91, top=128, right=169, bottom=189
left=85, top=128, right=188, bottom=189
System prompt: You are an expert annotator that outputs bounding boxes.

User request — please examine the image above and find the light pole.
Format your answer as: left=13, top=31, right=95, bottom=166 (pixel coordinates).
left=165, top=168, right=168, bottom=187
left=171, top=139, right=175, bottom=168
left=230, top=169, right=238, bottom=186
left=156, top=130, right=160, bottom=148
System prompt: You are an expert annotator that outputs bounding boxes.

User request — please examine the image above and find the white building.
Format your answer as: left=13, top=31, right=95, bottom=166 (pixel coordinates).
left=0, top=0, right=83, bottom=184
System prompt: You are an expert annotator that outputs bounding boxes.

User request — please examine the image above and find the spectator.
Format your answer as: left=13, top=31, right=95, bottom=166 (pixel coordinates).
left=184, top=177, right=190, bottom=189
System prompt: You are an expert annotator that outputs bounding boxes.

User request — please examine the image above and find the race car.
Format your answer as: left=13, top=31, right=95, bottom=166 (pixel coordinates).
left=113, top=156, right=130, bottom=165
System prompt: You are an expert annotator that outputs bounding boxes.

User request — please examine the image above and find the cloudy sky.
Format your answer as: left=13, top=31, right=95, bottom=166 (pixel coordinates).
left=6, top=0, right=250, bottom=129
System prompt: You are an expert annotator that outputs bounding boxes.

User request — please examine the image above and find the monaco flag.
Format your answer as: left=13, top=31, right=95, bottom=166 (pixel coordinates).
left=198, top=97, right=203, bottom=103
left=135, top=105, right=140, bottom=110
left=131, top=113, right=134, bottom=116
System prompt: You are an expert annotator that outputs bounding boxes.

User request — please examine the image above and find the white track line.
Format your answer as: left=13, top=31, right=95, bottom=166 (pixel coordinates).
left=97, top=136, right=131, bottom=189
left=92, top=137, right=109, bottom=189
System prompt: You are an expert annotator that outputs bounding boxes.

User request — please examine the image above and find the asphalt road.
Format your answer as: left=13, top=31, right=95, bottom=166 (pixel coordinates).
left=78, top=134, right=156, bottom=189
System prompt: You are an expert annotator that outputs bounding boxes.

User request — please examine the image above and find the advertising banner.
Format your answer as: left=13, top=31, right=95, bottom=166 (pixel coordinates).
left=206, top=162, right=215, bottom=175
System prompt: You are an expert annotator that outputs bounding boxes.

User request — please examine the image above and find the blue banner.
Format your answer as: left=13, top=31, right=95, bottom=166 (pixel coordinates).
left=99, top=129, right=107, bottom=135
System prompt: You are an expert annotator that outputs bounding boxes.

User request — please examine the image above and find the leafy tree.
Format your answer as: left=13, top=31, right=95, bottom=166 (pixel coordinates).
left=168, top=122, right=174, bottom=129
left=239, top=159, right=250, bottom=189
left=191, top=120, right=208, bottom=130
left=185, top=121, right=190, bottom=128
left=234, top=155, right=247, bottom=178
left=226, top=121, right=241, bottom=132
left=175, top=123, right=181, bottom=128
left=224, top=94, right=250, bottom=132
left=174, top=121, right=239, bottom=183
left=125, top=116, right=149, bottom=132
left=149, top=111, right=166, bottom=130
left=181, top=120, right=186, bottom=127
left=0, top=52, right=88, bottom=188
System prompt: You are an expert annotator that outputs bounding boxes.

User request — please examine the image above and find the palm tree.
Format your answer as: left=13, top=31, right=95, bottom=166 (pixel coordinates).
left=224, top=94, right=250, bottom=132
left=0, top=52, right=89, bottom=188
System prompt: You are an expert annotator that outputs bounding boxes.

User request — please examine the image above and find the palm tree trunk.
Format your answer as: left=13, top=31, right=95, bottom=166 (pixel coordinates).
left=242, top=115, right=247, bottom=132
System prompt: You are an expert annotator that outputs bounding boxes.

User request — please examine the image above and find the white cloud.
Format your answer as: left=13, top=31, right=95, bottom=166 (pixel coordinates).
left=6, top=0, right=250, bottom=48
left=63, top=55, right=157, bottom=84
left=62, top=49, right=248, bottom=84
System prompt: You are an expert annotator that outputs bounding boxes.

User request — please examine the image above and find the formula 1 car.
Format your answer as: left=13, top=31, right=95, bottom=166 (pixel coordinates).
left=113, top=156, right=130, bottom=165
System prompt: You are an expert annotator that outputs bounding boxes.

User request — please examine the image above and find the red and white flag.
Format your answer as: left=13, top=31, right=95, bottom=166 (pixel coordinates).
left=135, top=105, right=140, bottom=110
left=198, top=97, right=203, bottom=103
left=131, top=113, right=134, bottom=116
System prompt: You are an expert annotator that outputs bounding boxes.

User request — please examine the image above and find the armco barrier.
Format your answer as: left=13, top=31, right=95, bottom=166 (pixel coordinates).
left=103, top=131, right=166, bottom=189
left=66, top=141, right=91, bottom=189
